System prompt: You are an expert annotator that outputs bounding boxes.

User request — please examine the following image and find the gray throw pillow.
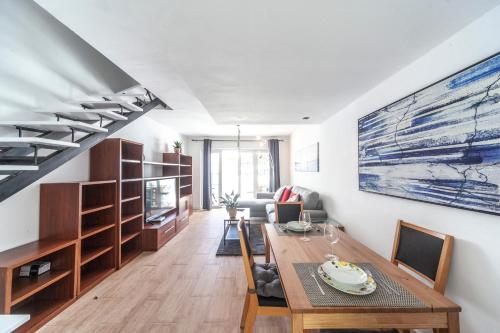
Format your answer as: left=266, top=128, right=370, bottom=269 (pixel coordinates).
left=252, top=263, right=285, bottom=298
left=292, top=186, right=320, bottom=210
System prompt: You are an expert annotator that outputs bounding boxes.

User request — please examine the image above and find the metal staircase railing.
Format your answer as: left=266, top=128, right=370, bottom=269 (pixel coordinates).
left=0, top=87, right=168, bottom=202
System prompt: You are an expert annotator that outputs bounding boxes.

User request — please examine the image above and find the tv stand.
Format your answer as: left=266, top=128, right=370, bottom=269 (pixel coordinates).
left=146, top=215, right=166, bottom=224
left=142, top=210, right=177, bottom=251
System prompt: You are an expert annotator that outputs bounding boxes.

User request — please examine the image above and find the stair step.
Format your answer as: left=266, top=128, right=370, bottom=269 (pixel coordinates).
left=77, top=100, right=143, bottom=112
left=0, top=121, right=108, bottom=133
left=98, top=93, right=147, bottom=98
left=0, top=137, right=80, bottom=149
left=0, top=165, right=39, bottom=174
left=36, top=109, right=127, bottom=121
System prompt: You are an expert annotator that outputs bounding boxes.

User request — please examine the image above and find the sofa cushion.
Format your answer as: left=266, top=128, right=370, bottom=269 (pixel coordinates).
left=238, top=199, right=274, bottom=218
left=252, top=263, right=285, bottom=299
left=280, top=187, right=293, bottom=202
left=267, top=211, right=276, bottom=224
left=287, top=191, right=301, bottom=202
left=292, top=186, right=320, bottom=210
left=273, top=186, right=287, bottom=201
left=265, top=203, right=275, bottom=215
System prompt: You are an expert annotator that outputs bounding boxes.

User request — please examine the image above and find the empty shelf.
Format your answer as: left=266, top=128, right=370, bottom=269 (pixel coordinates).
left=81, top=246, right=113, bottom=266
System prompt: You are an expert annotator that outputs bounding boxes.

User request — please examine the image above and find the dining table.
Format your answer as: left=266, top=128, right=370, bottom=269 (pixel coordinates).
left=263, top=224, right=461, bottom=332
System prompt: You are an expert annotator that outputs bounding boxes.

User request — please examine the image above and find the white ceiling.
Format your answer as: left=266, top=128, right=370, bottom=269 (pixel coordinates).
left=36, top=0, right=500, bottom=136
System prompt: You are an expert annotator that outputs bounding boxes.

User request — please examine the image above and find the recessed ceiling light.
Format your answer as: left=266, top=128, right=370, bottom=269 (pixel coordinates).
left=302, top=116, right=310, bottom=120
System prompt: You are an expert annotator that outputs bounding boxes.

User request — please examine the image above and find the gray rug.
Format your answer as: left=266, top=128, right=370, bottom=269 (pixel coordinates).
left=216, top=223, right=265, bottom=256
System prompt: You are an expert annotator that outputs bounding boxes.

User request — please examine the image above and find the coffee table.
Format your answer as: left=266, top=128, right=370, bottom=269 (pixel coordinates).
left=223, top=208, right=250, bottom=245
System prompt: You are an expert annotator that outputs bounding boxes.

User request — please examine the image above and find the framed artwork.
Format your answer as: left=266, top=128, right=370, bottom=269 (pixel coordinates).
left=358, top=52, right=500, bottom=215
left=295, top=142, right=319, bottom=172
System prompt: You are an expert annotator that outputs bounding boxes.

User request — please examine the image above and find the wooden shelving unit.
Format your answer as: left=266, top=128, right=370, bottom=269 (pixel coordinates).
left=39, top=180, right=117, bottom=295
left=90, top=139, right=144, bottom=268
left=0, top=239, right=77, bottom=332
left=142, top=152, right=193, bottom=251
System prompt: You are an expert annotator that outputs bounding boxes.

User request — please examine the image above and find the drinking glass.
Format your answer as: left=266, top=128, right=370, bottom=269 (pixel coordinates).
left=324, top=222, right=340, bottom=261
left=299, top=211, right=311, bottom=242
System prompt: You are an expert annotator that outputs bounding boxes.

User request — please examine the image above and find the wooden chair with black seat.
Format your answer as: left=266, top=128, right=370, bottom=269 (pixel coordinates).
left=391, top=219, right=454, bottom=333
left=238, top=217, right=290, bottom=333
left=275, top=201, right=304, bottom=224
left=262, top=201, right=305, bottom=263
left=321, top=219, right=454, bottom=333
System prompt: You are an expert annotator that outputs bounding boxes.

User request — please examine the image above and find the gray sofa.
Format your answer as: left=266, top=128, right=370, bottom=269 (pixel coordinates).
left=238, top=185, right=327, bottom=223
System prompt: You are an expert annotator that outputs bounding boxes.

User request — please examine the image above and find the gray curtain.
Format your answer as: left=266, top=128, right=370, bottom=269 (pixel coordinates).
left=202, top=139, right=212, bottom=210
left=268, top=139, right=280, bottom=192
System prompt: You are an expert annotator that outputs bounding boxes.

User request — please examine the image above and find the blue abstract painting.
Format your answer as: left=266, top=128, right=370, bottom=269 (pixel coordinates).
left=295, top=143, right=319, bottom=172
left=358, top=53, right=500, bottom=215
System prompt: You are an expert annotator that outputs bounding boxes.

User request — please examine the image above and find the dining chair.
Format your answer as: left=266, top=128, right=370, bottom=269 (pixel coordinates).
left=274, top=201, right=304, bottom=224
left=391, top=219, right=454, bottom=295
left=265, top=202, right=304, bottom=264
left=238, top=217, right=289, bottom=333
left=321, top=220, right=453, bottom=333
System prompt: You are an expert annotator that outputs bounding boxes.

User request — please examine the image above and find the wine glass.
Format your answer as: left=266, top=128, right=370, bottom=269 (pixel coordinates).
left=299, top=211, right=311, bottom=242
left=324, top=222, right=340, bottom=261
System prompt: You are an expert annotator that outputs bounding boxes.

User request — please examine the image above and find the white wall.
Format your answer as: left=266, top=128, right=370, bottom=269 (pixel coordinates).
left=186, top=137, right=290, bottom=209
left=290, top=6, right=500, bottom=333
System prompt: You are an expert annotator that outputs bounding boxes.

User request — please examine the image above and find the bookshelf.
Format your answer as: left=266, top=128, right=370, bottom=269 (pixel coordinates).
left=0, top=239, right=77, bottom=332
left=39, top=181, right=117, bottom=295
left=90, top=139, right=144, bottom=268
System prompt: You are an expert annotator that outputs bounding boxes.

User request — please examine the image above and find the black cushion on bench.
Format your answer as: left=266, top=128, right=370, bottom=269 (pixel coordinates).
left=252, top=263, right=285, bottom=299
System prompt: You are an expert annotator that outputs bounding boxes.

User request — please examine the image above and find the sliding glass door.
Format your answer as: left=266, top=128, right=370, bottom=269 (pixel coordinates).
left=211, top=149, right=270, bottom=206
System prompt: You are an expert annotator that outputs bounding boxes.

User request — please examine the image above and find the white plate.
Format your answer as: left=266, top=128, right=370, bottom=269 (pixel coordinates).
left=320, top=260, right=368, bottom=286
left=317, top=265, right=376, bottom=295
left=286, top=221, right=313, bottom=232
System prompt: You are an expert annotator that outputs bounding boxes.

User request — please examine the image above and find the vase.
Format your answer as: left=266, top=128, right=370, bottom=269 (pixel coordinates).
left=174, top=147, right=181, bottom=154
left=227, top=207, right=237, bottom=219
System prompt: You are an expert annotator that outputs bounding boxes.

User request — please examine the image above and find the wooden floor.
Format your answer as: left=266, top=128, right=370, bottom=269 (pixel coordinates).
left=40, top=210, right=290, bottom=333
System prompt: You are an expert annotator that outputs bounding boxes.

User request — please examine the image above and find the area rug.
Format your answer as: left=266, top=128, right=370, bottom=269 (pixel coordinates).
left=216, top=223, right=265, bottom=256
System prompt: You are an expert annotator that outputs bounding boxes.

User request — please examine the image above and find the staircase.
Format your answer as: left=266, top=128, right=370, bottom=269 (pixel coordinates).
left=0, top=87, right=169, bottom=202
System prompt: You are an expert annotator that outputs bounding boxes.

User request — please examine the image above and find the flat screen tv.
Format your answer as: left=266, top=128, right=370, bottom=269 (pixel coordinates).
left=144, top=178, right=176, bottom=222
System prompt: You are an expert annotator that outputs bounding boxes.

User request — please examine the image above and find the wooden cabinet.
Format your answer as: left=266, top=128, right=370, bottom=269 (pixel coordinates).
left=39, top=180, right=117, bottom=296
left=0, top=240, right=77, bottom=333
left=142, top=214, right=176, bottom=251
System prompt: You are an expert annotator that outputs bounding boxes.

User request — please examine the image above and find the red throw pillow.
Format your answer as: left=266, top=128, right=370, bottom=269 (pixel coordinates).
left=280, top=187, right=292, bottom=202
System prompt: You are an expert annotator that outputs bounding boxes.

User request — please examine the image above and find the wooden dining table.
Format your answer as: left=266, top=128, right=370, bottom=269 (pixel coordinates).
left=263, top=224, right=461, bottom=332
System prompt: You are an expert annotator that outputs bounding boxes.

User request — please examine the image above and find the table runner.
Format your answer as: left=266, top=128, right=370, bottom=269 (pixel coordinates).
left=293, top=262, right=426, bottom=308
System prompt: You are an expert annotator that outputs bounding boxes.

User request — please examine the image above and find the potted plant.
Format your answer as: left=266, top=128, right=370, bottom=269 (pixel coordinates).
left=219, top=191, right=240, bottom=219
left=173, top=141, right=183, bottom=154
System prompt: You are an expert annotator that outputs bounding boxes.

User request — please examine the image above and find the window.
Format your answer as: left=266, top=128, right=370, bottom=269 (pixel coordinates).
left=211, top=149, right=270, bottom=205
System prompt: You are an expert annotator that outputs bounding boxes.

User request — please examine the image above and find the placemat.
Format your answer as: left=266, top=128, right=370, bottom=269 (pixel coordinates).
left=273, top=223, right=324, bottom=236
left=293, top=262, right=426, bottom=308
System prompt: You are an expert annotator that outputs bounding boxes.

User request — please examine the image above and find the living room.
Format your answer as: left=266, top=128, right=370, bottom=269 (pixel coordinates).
left=1, top=1, right=500, bottom=333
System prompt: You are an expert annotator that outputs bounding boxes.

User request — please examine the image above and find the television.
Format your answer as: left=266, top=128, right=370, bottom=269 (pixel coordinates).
left=144, top=178, right=176, bottom=222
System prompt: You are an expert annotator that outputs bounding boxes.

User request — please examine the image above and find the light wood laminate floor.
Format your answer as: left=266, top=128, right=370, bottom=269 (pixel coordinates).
left=40, top=210, right=290, bottom=333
